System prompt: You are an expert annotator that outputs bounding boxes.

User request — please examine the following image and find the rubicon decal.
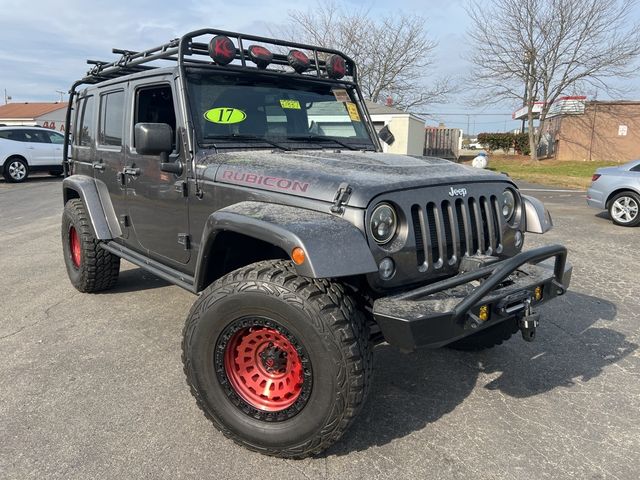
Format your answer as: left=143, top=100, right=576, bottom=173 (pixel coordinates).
left=221, top=170, right=310, bottom=193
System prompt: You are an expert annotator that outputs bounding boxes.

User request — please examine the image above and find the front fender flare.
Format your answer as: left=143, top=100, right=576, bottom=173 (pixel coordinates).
left=522, top=194, right=553, bottom=234
left=62, top=175, right=121, bottom=239
left=195, top=202, right=378, bottom=285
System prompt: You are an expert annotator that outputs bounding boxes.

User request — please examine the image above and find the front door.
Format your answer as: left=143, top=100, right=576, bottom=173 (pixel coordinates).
left=125, top=81, right=190, bottom=265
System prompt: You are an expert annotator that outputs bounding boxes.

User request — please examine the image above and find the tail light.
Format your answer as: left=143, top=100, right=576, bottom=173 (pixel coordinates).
left=591, top=174, right=601, bottom=182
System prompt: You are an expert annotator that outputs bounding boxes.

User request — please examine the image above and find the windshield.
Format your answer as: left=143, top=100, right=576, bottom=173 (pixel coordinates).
left=186, top=70, right=375, bottom=150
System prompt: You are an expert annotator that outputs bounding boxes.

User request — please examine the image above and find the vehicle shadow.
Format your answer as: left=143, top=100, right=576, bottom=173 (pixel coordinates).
left=0, top=175, right=62, bottom=185
left=326, top=291, right=636, bottom=456
left=106, top=267, right=171, bottom=293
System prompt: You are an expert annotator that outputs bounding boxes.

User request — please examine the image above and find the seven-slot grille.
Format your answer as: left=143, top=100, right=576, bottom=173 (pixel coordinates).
left=411, top=196, right=503, bottom=271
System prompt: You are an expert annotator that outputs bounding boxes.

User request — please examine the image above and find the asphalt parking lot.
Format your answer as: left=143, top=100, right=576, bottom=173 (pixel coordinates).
left=1, top=175, right=638, bottom=479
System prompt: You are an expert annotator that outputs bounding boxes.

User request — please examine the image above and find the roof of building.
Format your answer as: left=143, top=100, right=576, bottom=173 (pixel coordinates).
left=0, top=102, right=67, bottom=120
left=365, top=100, right=409, bottom=116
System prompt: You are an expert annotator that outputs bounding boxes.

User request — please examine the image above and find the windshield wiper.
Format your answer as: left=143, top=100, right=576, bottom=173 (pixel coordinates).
left=286, top=134, right=360, bottom=151
left=204, top=134, right=291, bottom=151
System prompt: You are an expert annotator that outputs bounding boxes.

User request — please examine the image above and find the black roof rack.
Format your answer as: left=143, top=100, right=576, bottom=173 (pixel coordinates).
left=73, top=28, right=357, bottom=88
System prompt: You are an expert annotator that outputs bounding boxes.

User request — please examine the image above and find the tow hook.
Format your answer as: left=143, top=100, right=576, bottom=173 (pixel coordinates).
left=519, top=298, right=539, bottom=342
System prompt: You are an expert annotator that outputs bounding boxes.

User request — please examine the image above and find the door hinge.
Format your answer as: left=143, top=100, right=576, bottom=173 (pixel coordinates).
left=330, top=182, right=352, bottom=214
left=175, top=181, right=188, bottom=197
left=177, top=233, right=191, bottom=250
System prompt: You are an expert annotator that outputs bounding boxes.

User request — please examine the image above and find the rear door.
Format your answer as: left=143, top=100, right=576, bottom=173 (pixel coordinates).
left=95, top=88, right=129, bottom=238
left=124, top=78, right=190, bottom=264
left=25, top=130, right=55, bottom=165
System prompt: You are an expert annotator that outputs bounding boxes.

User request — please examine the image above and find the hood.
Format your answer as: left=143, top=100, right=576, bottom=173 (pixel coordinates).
left=202, top=150, right=510, bottom=208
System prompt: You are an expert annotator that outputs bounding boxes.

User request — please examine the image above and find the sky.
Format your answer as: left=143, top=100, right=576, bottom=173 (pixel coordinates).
left=0, top=0, right=638, bottom=135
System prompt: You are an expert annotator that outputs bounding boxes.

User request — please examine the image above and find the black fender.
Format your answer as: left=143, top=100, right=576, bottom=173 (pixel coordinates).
left=62, top=175, right=122, bottom=239
left=194, top=201, right=378, bottom=287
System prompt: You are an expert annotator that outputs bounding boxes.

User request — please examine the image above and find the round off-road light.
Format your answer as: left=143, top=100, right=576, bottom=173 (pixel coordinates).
left=370, top=203, right=397, bottom=244
left=287, top=49, right=310, bottom=73
left=208, top=35, right=236, bottom=65
left=501, top=189, right=516, bottom=221
left=378, top=257, right=395, bottom=280
left=326, top=54, right=346, bottom=79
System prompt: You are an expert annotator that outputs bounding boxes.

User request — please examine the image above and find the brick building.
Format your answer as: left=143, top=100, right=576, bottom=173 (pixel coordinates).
left=540, top=100, right=640, bottom=162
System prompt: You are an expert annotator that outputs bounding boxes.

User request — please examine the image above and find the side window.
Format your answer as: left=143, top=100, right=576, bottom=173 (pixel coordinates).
left=631, top=164, right=640, bottom=172
left=27, top=130, right=52, bottom=143
left=0, top=130, right=12, bottom=139
left=76, top=96, right=95, bottom=147
left=99, top=90, right=125, bottom=147
left=134, top=85, right=176, bottom=149
left=47, top=132, right=64, bottom=144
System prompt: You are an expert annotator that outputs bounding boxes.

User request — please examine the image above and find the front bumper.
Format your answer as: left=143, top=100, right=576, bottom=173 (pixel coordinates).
left=373, top=245, right=572, bottom=351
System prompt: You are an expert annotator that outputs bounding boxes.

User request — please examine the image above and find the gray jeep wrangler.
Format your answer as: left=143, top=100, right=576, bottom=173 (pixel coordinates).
left=61, top=29, right=572, bottom=458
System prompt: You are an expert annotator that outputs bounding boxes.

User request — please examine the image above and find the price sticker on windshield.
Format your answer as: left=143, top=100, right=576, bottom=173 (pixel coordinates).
left=279, top=99, right=301, bottom=110
left=204, top=107, right=247, bottom=124
left=345, top=102, right=361, bottom=122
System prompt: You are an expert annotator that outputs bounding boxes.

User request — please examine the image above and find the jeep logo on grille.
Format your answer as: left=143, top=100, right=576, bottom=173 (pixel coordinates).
left=448, top=187, right=468, bottom=197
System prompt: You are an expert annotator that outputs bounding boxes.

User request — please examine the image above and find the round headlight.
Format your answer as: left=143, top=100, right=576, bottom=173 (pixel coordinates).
left=501, top=189, right=516, bottom=221
left=370, top=203, right=397, bottom=244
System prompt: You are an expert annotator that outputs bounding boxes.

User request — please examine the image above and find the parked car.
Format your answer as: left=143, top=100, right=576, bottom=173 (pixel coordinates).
left=587, top=160, right=640, bottom=226
left=0, top=126, right=64, bottom=182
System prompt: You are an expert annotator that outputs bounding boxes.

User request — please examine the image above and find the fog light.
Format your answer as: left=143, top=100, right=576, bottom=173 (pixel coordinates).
left=378, top=257, right=395, bottom=280
left=534, top=286, right=543, bottom=301
left=514, top=230, right=523, bottom=248
left=479, top=305, right=490, bottom=322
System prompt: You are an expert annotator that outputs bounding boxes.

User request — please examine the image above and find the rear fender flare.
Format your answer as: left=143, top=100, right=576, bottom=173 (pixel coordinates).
left=62, top=175, right=121, bottom=239
left=194, top=202, right=378, bottom=288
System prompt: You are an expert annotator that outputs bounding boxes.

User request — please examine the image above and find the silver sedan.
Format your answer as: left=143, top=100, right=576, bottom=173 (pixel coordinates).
left=587, top=160, right=640, bottom=226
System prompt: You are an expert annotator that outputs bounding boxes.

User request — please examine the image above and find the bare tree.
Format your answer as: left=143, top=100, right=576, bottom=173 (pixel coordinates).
left=467, top=0, right=640, bottom=161
left=276, top=1, right=454, bottom=110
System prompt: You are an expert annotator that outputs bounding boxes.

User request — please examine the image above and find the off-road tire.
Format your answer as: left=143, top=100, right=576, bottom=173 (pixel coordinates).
left=3, top=156, right=29, bottom=183
left=182, top=259, right=372, bottom=459
left=61, top=198, right=120, bottom=292
left=448, top=317, right=519, bottom=351
left=608, top=191, right=640, bottom=227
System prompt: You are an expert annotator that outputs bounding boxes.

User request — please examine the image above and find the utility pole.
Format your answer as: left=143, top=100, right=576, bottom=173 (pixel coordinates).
left=4, top=89, right=11, bottom=105
left=55, top=90, right=66, bottom=102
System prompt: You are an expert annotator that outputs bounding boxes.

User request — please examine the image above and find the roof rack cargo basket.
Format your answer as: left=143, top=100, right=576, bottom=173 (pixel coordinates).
left=75, top=28, right=357, bottom=87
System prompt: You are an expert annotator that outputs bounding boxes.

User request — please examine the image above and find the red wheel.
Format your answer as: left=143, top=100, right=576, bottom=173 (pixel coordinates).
left=69, top=226, right=81, bottom=268
left=224, top=325, right=304, bottom=412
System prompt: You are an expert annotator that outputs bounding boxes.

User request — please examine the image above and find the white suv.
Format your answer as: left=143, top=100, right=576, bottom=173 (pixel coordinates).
left=0, top=126, right=65, bottom=182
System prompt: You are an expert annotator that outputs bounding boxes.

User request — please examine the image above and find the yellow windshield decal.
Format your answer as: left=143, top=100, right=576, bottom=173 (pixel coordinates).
left=204, top=107, right=247, bottom=124
left=280, top=99, right=301, bottom=110
left=345, top=102, right=361, bottom=122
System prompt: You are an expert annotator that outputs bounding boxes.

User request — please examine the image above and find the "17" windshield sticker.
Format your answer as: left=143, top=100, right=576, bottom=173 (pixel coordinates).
left=204, top=107, right=247, bottom=124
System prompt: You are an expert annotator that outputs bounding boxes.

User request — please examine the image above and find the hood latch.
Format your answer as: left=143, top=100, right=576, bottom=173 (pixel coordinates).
left=331, top=182, right=352, bottom=214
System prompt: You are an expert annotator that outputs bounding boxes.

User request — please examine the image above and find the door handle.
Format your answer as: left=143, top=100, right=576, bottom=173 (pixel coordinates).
left=93, top=162, right=105, bottom=171
left=123, top=167, right=141, bottom=176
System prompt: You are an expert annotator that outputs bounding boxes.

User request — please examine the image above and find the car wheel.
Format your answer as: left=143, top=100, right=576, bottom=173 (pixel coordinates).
left=608, top=191, right=640, bottom=227
left=182, top=259, right=372, bottom=458
left=3, top=156, right=29, bottom=182
left=62, top=198, right=121, bottom=292
left=447, top=318, right=519, bottom=351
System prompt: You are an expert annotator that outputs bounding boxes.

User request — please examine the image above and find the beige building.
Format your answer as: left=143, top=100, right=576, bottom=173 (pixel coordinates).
left=0, top=102, right=68, bottom=132
left=366, top=101, right=426, bottom=155
left=540, top=100, right=640, bottom=162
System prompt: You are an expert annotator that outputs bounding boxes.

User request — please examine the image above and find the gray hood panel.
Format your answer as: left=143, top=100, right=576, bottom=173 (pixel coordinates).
left=202, top=150, right=510, bottom=208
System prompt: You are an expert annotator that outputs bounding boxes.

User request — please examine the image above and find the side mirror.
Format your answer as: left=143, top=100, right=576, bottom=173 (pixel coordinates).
left=378, top=125, right=395, bottom=146
left=134, top=123, right=173, bottom=155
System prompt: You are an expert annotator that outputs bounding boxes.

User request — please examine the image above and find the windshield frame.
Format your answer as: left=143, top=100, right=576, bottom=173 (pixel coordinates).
left=184, top=67, right=380, bottom=152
